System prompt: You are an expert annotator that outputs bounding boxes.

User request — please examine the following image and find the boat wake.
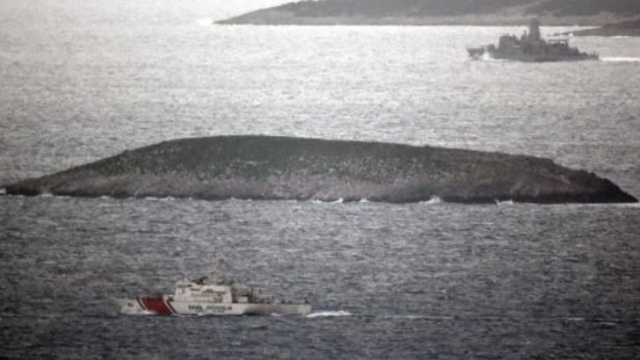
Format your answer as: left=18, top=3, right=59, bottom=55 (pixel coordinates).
left=120, top=308, right=156, bottom=316
left=306, top=310, right=353, bottom=318
left=196, top=18, right=214, bottom=27
left=306, top=312, right=454, bottom=320
left=481, top=52, right=499, bottom=61
left=602, top=57, right=640, bottom=62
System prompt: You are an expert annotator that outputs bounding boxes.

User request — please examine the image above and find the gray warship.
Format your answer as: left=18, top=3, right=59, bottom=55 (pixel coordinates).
left=468, top=19, right=598, bottom=62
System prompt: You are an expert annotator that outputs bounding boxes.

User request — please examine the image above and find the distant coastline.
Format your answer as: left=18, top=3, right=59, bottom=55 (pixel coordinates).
left=563, top=19, right=640, bottom=36
left=216, top=0, right=640, bottom=28
left=217, top=13, right=638, bottom=27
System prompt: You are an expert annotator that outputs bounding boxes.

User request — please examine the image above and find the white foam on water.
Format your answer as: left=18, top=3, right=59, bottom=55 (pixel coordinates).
left=307, top=310, right=352, bottom=318
left=311, top=198, right=344, bottom=205
left=120, top=308, right=155, bottom=316
left=602, top=57, right=640, bottom=62
left=195, top=18, right=214, bottom=27
left=427, top=196, right=442, bottom=204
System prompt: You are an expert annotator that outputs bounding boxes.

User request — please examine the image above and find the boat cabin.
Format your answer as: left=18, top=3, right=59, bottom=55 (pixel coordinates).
left=170, top=277, right=265, bottom=304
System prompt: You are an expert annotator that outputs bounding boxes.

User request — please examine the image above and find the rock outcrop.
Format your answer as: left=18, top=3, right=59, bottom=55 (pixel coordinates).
left=4, top=136, right=637, bottom=204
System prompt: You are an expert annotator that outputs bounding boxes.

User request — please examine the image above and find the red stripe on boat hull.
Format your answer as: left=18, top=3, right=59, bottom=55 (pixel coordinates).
left=140, top=297, right=173, bottom=316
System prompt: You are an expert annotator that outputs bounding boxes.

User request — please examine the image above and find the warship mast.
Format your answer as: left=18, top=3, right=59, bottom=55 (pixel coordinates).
left=528, top=18, right=541, bottom=42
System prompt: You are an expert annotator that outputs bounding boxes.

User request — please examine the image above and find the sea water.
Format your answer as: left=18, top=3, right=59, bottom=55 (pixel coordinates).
left=1, top=1, right=640, bottom=358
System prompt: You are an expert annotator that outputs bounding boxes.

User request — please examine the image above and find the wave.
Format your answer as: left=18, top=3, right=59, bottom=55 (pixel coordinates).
left=307, top=310, right=353, bottom=318
left=565, top=317, right=585, bottom=322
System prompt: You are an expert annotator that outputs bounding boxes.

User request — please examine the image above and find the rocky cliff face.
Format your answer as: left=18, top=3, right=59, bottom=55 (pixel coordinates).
left=4, top=136, right=637, bottom=204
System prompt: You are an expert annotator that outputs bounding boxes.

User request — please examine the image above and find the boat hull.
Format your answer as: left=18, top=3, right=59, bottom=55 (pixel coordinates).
left=114, top=297, right=312, bottom=316
left=468, top=47, right=598, bottom=62
left=486, top=50, right=598, bottom=62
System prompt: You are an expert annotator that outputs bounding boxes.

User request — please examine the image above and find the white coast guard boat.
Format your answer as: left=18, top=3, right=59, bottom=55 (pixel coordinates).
left=114, top=269, right=311, bottom=316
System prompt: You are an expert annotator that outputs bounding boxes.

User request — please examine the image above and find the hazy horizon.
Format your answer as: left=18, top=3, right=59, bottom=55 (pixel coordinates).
left=1, top=0, right=293, bottom=25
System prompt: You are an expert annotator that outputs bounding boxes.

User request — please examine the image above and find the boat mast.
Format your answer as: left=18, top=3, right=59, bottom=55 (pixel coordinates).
left=211, top=254, right=227, bottom=284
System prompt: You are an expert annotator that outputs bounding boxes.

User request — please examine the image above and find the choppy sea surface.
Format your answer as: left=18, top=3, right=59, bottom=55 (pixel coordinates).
left=2, top=1, right=640, bottom=359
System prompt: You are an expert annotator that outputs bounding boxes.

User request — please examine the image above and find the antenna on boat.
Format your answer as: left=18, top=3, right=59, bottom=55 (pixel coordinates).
left=211, top=253, right=225, bottom=284
left=529, top=18, right=541, bottom=41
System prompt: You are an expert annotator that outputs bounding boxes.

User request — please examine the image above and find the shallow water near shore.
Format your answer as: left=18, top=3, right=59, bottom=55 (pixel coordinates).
left=2, top=1, right=640, bottom=358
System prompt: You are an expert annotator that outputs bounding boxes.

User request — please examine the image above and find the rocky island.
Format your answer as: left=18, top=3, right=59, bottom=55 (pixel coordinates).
left=217, top=0, right=640, bottom=26
left=4, top=136, right=636, bottom=204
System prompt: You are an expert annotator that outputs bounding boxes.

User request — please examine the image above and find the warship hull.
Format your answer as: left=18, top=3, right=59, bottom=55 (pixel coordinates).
left=470, top=48, right=598, bottom=62
left=468, top=19, right=598, bottom=62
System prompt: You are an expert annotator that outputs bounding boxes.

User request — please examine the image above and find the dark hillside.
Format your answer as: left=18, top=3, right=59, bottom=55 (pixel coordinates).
left=4, top=136, right=637, bottom=204
left=217, top=0, right=640, bottom=25
left=275, top=0, right=534, bottom=17
left=563, top=18, right=640, bottom=36
left=528, top=0, right=640, bottom=16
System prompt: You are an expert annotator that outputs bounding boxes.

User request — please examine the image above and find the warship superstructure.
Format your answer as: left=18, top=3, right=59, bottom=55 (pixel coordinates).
left=468, top=19, right=598, bottom=62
